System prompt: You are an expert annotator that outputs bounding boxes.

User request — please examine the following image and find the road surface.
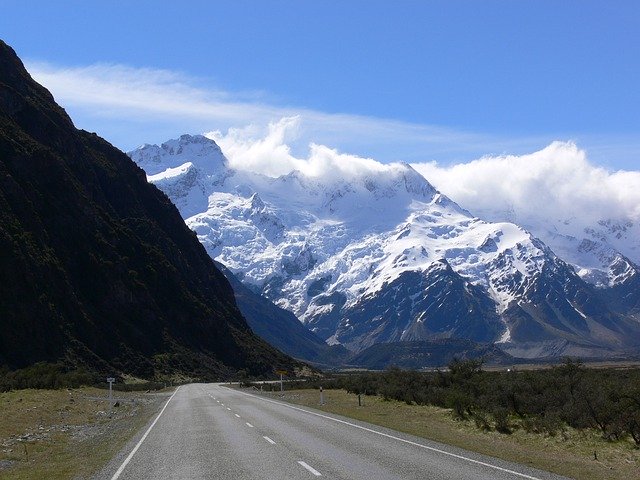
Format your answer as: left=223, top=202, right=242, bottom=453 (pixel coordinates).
left=95, top=383, right=569, bottom=480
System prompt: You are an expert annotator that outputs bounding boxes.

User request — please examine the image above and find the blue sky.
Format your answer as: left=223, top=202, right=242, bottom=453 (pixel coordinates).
left=1, top=1, right=639, bottom=170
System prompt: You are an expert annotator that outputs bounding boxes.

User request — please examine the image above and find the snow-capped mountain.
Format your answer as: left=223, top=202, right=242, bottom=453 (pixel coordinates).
left=129, top=135, right=640, bottom=358
left=471, top=203, right=640, bottom=289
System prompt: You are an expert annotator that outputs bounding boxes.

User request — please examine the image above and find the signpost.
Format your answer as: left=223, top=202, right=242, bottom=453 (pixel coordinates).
left=107, top=377, right=115, bottom=404
left=275, top=370, right=288, bottom=395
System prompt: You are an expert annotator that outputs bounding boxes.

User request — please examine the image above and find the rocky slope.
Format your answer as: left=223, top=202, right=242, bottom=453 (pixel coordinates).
left=0, top=40, right=296, bottom=379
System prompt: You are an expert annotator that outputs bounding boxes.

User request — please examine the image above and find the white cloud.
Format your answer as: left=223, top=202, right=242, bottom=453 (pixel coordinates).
left=411, top=142, right=640, bottom=231
left=26, top=60, right=640, bottom=234
left=26, top=60, right=564, bottom=163
left=206, top=116, right=392, bottom=180
left=206, top=121, right=640, bottom=253
left=28, top=61, right=285, bottom=123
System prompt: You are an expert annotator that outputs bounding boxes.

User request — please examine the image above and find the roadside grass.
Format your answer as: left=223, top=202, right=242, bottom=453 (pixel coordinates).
left=268, top=388, right=639, bottom=480
left=0, top=387, right=168, bottom=479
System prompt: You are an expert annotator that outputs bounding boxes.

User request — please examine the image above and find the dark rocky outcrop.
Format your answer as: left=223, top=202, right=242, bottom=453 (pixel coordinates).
left=0, top=40, right=296, bottom=379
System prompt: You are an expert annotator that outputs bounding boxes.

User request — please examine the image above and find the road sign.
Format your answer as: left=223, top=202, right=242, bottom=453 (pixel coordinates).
left=274, top=370, right=288, bottom=395
left=107, top=377, right=115, bottom=404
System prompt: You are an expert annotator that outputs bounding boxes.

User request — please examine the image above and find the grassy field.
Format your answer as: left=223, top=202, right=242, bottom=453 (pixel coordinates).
left=0, top=387, right=169, bottom=479
left=266, top=387, right=639, bottom=480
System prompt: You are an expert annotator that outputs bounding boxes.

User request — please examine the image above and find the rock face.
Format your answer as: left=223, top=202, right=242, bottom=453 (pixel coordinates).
left=0, top=40, right=296, bottom=378
left=130, top=131, right=640, bottom=361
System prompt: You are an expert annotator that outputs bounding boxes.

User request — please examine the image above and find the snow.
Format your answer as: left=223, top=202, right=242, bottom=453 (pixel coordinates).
left=148, top=162, right=193, bottom=182
left=129, top=135, right=573, bottom=326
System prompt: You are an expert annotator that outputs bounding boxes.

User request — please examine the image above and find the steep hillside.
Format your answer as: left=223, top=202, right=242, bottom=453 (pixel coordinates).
left=0, top=40, right=295, bottom=379
left=214, top=261, right=349, bottom=366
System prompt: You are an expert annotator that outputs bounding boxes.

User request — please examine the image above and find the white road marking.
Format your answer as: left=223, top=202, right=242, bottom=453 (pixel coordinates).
left=235, top=414, right=241, bottom=418
left=298, top=461, right=322, bottom=476
left=228, top=387, right=543, bottom=480
left=227, top=407, right=231, bottom=411
left=263, top=436, right=276, bottom=444
left=245, top=422, right=254, bottom=428
left=110, top=386, right=180, bottom=480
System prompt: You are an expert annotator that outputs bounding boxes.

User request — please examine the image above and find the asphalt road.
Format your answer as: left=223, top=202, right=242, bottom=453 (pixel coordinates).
left=95, top=383, right=570, bottom=480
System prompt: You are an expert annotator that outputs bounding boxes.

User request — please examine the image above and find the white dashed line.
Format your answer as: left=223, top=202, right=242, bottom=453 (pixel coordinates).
left=263, top=436, right=276, bottom=444
left=245, top=422, right=254, bottom=428
left=226, top=407, right=231, bottom=411
left=235, top=414, right=241, bottom=418
left=228, top=387, right=543, bottom=480
left=298, top=461, right=322, bottom=476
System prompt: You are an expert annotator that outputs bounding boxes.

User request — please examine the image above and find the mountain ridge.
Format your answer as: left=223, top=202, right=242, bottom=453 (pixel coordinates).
left=0, top=40, right=296, bottom=379
left=129, top=132, right=640, bottom=361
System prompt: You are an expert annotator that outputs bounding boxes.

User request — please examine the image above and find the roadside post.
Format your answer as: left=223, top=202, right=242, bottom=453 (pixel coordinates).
left=107, top=377, right=115, bottom=404
left=275, top=370, right=288, bottom=396
left=320, top=386, right=324, bottom=406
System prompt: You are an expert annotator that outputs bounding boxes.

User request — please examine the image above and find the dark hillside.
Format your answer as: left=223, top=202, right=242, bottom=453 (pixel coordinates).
left=0, top=40, right=295, bottom=379
left=215, top=261, right=349, bottom=366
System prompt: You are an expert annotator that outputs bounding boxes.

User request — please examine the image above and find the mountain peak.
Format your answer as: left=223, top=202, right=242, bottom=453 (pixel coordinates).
left=129, top=134, right=228, bottom=176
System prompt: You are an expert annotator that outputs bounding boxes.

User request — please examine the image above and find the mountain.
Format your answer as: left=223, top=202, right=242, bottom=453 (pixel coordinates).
left=473, top=200, right=640, bottom=293
left=0, top=40, right=297, bottom=379
left=129, top=135, right=640, bottom=361
left=214, top=261, right=349, bottom=366
left=349, top=340, right=513, bottom=370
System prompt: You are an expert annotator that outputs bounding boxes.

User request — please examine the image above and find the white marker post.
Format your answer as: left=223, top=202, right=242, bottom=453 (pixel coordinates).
left=320, top=386, right=324, bottom=406
left=275, top=370, right=287, bottom=396
left=107, top=377, right=115, bottom=404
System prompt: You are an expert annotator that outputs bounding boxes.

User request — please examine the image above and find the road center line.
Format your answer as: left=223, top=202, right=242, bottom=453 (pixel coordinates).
left=263, top=435, right=275, bottom=444
left=298, top=461, right=322, bottom=476
left=226, top=407, right=231, bottom=411
left=110, top=386, right=180, bottom=480
left=228, top=387, right=542, bottom=480
left=245, top=422, right=254, bottom=428
left=235, top=413, right=241, bottom=418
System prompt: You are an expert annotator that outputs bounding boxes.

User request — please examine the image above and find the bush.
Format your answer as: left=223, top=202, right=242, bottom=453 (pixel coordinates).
left=0, top=362, right=98, bottom=391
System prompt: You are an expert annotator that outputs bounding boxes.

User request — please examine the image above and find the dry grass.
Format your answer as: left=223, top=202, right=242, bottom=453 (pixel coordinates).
left=272, top=388, right=639, bottom=480
left=0, top=387, right=168, bottom=480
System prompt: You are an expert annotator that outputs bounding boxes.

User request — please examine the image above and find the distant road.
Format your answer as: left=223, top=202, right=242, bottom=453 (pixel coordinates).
left=96, top=384, right=569, bottom=480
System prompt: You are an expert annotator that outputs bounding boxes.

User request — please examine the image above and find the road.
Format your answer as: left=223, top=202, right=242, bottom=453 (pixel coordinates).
left=96, top=383, right=569, bottom=480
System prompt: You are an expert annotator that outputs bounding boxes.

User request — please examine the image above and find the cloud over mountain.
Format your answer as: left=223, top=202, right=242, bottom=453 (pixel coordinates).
left=28, top=60, right=587, bottom=163
left=410, top=142, right=640, bottom=234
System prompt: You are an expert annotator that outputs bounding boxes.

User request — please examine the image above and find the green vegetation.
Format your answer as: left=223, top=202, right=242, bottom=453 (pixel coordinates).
left=286, top=360, right=640, bottom=444
left=0, top=363, right=172, bottom=393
